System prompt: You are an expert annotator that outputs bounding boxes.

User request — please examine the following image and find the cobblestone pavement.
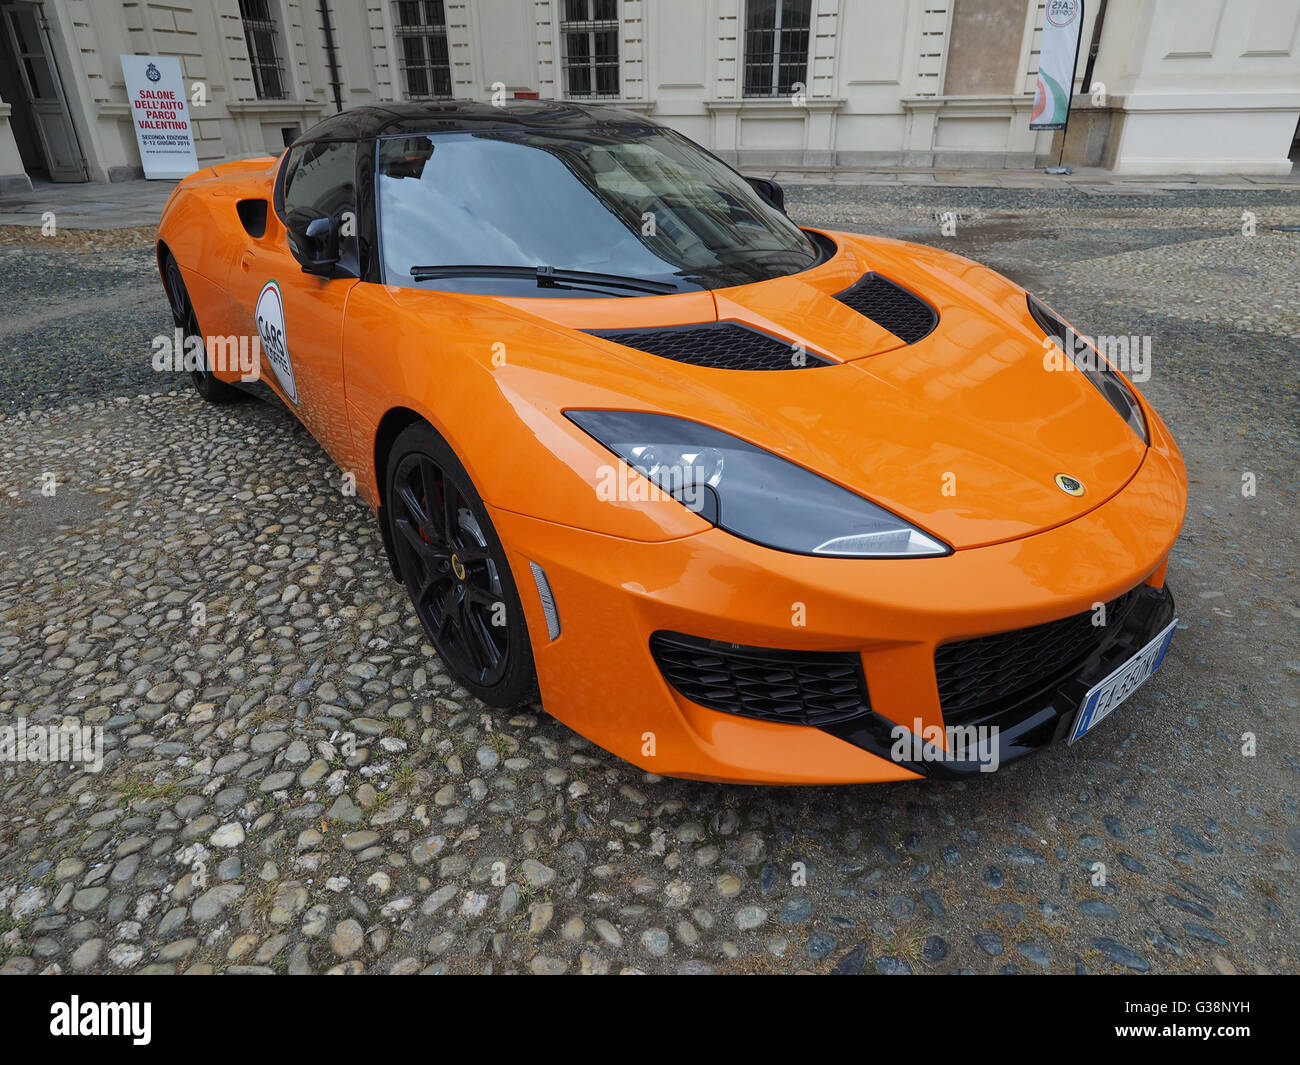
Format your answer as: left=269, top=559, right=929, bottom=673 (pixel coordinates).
left=0, top=186, right=1296, bottom=975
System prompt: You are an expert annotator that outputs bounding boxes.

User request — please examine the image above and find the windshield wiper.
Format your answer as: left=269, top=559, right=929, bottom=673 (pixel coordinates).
left=408, top=264, right=680, bottom=295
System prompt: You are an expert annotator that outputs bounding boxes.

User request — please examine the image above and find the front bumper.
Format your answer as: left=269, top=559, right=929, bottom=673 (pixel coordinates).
left=488, top=432, right=1185, bottom=785
left=821, top=582, right=1176, bottom=777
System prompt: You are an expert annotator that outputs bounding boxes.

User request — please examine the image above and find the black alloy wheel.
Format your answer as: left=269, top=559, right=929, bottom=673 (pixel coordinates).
left=161, top=250, right=240, bottom=403
left=386, top=422, right=537, bottom=706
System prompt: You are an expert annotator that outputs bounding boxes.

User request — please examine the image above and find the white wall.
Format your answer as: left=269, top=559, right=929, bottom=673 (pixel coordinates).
left=1096, top=0, right=1300, bottom=174
left=1, top=0, right=1295, bottom=185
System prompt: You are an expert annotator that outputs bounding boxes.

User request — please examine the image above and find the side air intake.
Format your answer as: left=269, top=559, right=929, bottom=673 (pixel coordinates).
left=650, top=631, right=871, bottom=727
left=834, top=273, right=938, bottom=344
left=587, top=322, right=832, bottom=371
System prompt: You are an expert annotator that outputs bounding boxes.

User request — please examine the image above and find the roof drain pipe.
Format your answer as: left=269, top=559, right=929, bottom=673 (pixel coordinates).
left=319, top=0, right=344, bottom=113
left=1080, top=0, right=1110, bottom=100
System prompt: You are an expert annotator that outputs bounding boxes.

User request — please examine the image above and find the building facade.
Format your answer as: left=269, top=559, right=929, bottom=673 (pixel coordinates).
left=1, top=0, right=1297, bottom=192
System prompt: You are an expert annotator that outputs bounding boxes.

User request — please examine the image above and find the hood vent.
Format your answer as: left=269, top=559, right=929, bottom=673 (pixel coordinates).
left=834, top=273, right=938, bottom=344
left=587, top=321, right=832, bottom=371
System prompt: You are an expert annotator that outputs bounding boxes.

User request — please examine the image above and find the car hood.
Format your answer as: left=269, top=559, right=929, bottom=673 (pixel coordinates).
left=495, top=231, right=1150, bottom=551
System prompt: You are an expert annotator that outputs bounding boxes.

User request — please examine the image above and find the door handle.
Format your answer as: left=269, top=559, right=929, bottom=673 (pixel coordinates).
left=240, top=251, right=254, bottom=272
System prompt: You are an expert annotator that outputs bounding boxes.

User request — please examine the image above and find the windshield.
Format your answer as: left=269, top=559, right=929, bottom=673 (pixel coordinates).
left=375, top=125, right=819, bottom=295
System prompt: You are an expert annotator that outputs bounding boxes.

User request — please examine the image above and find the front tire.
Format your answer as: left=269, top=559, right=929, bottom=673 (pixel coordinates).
left=386, top=421, right=538, bottom=707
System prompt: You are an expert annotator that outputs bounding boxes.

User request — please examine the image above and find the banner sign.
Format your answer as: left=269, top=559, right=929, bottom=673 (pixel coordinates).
left=121, top=54, right=199, bottom=179
left=1031, top=0, right=1085, bottom=130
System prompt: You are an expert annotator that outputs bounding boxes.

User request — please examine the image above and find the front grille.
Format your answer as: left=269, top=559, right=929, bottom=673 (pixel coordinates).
left=588, top=322, right=832, bottom=371
left=834, top=273, right=938, bottom=344
left=935, top=586, right=1143, bottom=724
left=649, top=631, right=870, bottom=727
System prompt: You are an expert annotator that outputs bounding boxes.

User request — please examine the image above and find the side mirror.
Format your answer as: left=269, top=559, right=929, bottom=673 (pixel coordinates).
left=286, top=211, right=339, bottom=276
left=745, top=176, right=786, bottom=215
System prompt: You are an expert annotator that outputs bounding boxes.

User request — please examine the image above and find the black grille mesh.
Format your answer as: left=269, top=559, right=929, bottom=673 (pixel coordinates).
left=588, top=322, right=831, bottom=371
left=650, top=631, right=870, bottom=727
left=834, top=273, right=938, bottom=344
left=935, top=586, right=1143, bottom=723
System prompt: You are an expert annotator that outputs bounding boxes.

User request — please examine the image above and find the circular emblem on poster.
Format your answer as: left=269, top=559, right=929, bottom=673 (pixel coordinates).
left=1046, top=0, right=1080, bottom=28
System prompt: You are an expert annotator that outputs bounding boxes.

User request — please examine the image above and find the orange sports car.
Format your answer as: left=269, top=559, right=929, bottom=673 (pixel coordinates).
left=156, top=101, right=1185, bottom=785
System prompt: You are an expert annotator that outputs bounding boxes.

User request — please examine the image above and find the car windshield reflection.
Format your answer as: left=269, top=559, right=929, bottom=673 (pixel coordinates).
left=375, top=126, right=820, bottom=295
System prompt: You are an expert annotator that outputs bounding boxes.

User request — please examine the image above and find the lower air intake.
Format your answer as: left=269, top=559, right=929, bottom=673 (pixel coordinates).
left=934, top=585, right=1144, bottom=724
left=649, top=631, right=871, bottom=727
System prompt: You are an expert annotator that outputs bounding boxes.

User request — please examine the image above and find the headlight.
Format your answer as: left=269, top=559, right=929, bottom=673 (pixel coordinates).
left=1027, top=293, right=1147, bottom=443
left=567, top=410, right=950, bottom=558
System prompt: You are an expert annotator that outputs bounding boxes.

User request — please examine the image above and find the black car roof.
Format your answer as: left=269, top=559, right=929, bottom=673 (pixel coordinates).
left=293, top=100, right=659, bottom=144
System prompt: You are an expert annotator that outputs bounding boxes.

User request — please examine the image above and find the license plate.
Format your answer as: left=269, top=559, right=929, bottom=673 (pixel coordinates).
left=1067, top=618, right=1177, bottom=744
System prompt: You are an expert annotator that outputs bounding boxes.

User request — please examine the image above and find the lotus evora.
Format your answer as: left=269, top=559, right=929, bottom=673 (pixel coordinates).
left=155, top=101, right=1186, bottom=784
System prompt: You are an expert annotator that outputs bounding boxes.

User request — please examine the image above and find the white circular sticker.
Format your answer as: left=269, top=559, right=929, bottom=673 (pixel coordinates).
left=255, top=280, right=297, bottom=404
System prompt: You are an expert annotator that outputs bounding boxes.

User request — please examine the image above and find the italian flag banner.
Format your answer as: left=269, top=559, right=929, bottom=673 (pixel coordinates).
left=1031, top=0, right=1085, bottom=131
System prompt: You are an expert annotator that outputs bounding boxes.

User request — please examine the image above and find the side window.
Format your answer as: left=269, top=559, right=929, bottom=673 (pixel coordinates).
left=281, top=139, right=359, bottom=275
